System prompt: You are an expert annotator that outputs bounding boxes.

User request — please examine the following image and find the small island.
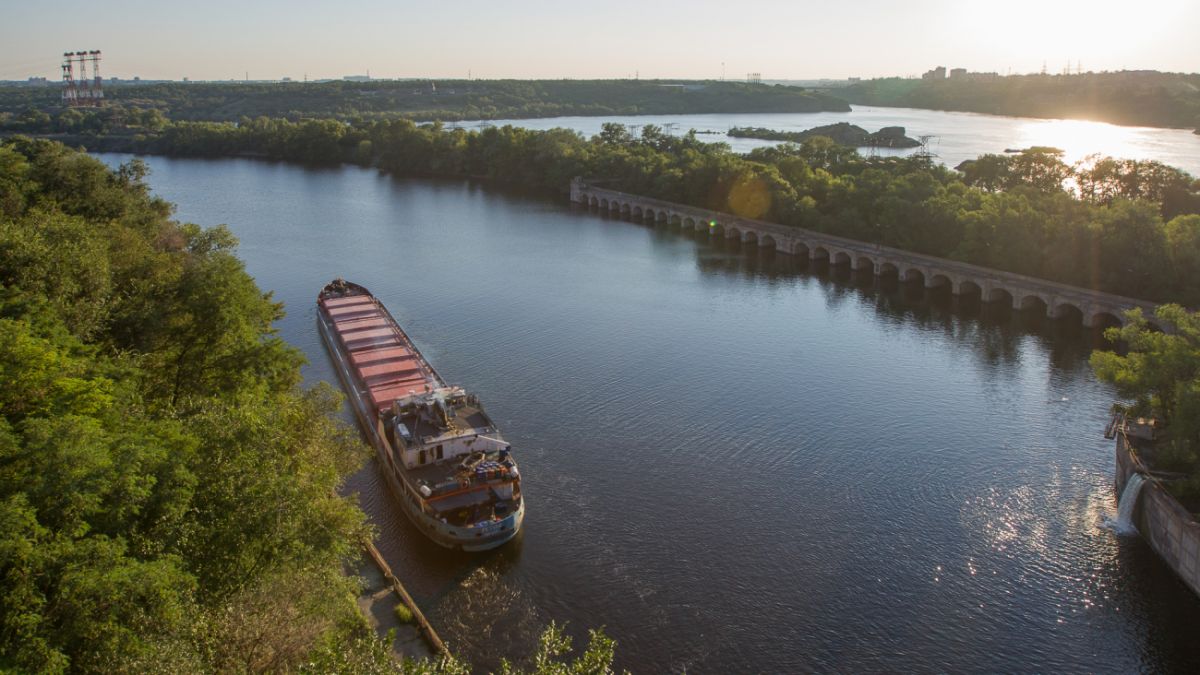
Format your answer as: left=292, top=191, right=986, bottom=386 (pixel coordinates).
left=728, top=122, right=921, bottom=148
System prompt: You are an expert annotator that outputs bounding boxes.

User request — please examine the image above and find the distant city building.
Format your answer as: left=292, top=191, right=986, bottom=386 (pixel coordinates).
left=949, top=68, right=967, bottom=79
left=26, top=76, right=49, bottom=86
left=746, top=72, right=762, bottom=84
left=921, top=66, right=947, bottom=81
left=343, top=74, right=371, bottom=82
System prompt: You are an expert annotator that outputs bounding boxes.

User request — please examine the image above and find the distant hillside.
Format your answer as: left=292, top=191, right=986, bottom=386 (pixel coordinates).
left=0, top=79, right=849, bottom=123
left=837, top=71, right=1200, bottom=131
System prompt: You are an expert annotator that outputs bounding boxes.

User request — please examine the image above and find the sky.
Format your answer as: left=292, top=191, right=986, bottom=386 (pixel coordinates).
left=1, top=0, right=1197, bottom=81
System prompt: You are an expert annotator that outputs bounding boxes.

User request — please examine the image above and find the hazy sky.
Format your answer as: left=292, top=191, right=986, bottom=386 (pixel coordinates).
left=2, top=0, right=1197, bottom=81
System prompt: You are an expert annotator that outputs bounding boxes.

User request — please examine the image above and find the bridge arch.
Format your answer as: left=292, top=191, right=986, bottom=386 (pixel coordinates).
left=1019, top=294, right=1049, bottom=314
left=956, top=280, right=982, bottom=298
left=683, top=217, right=696, bottom=230
left=743, top=230, right=759, bottom=245
left=620, top=203, right=631, bottom=217
left=811, top=246, right=831, bottom=262
left=710, top=222, right=725, bottom=236
left=760, top=234, right=777, bottom=249
left=791, top=240, right=808, bottom=256
left=656, top=210, right=668, bottom=223
left=902, top=267, right=926, bottom=285
left=854, top=256, right=875, bottom=272
left=986, top=287, right=1012, bottom=305
left=1051, top=301, right=1084, bottom=323
left=832, top=251, right=852, bottom=267
left=631, top=206, right=643, bottom=220
left=1088, top=310, right=1123, bottom=330
left=878, top=262, right=899, bottom=278
left=927, top=273, right=953, bottom=290
left=669, top=214, right=681, bottom=227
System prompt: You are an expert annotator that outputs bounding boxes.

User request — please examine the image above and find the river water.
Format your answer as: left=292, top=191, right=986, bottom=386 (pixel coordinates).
left=465, top=106, right=1200, bottom=175
left=98, top=151, right=1200, bottom=673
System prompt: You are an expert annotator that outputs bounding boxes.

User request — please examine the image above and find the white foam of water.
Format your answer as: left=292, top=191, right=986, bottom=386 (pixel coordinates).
left=1101, top=473, right=1146, bottom=535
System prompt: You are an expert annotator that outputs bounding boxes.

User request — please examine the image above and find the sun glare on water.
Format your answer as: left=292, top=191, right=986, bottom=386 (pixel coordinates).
left=1014, top=119, right=1147, bottom=166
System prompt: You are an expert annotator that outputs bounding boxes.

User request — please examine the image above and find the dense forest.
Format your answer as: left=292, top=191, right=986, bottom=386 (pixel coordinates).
left=0, top=79, right=849, bottom=124
left=13, top=112, right=1196, bottom=306
left=0, top=138, right=616, bottom=673
left=837, top=71, right=1200, bottom=131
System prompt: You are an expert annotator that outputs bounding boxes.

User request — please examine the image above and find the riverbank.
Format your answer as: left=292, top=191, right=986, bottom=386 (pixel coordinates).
left=352, top=551, right=436, bottom=661
left=836, top=71, right=1200, bottom=132
left=358, top=538, right=448, bottom=659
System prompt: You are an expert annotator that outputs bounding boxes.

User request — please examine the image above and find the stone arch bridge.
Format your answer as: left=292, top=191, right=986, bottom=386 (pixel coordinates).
left=571, top=178, right=1158, bottom=329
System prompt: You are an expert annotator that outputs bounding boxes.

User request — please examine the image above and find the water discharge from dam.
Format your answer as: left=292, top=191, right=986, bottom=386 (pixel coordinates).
left=96, top=153, right=1200, bottom=673
left=1105, top=473, right=1147, bottom=536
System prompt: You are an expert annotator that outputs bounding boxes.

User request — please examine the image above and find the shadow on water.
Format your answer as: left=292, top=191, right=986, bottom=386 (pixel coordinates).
left=601, top=205, right=1116, bottom=374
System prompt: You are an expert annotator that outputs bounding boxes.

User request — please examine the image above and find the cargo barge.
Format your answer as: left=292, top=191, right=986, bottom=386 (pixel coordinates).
left=318, top=279, right=523, bottom=551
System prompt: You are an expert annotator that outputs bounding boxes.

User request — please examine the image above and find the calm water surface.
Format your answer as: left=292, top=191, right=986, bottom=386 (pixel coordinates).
left=467, top=106, right=1200, bottom=175
left=100, top=153, right=1200, bottom=673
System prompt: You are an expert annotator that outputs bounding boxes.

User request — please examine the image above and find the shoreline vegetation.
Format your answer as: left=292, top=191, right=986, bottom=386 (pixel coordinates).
left=7, top=104, right=1197, bottom=306
left=0, top=79, right=849, bottom=125
left=835, top=71, right=1200, bottom=132
left=1093, top=305, right=1200, bottom=511
left=0, top=138, right=618, bottom=673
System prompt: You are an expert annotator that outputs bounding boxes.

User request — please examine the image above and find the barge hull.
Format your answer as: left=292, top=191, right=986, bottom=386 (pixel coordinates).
left=317, top=284, right=523, bottom=551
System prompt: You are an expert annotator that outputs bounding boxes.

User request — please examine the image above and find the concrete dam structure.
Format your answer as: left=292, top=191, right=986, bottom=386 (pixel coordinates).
left=571, top=179, right=1158, bottom=328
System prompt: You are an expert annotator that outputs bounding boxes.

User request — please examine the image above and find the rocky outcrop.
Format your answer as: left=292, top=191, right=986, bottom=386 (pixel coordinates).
left=727, top=123, right=921, bottom=148
left=869, top=126, right=922, bottom=148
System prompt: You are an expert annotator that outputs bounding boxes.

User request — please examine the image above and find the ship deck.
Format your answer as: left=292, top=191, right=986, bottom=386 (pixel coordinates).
left=320, top=292, right=441, bottom=413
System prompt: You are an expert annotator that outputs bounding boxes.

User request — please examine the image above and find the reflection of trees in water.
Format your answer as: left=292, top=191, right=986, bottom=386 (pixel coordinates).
left=669, top=227, right=1109, bottom=380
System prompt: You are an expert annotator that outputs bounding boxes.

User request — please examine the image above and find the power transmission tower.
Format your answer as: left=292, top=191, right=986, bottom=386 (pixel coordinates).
left=61, top=50, right=103, bottom=107
left=913, top=135, right=938, bottom=166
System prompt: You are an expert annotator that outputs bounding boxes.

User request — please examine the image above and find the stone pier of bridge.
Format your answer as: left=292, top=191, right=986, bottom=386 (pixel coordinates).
left=571, top=178, right=1158, bottom=328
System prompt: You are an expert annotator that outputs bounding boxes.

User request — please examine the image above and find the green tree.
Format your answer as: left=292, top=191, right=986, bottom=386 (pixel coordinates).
left=1092, top=305, right=1200, bottom=443
left=500, top=623, right=620, bottom=675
